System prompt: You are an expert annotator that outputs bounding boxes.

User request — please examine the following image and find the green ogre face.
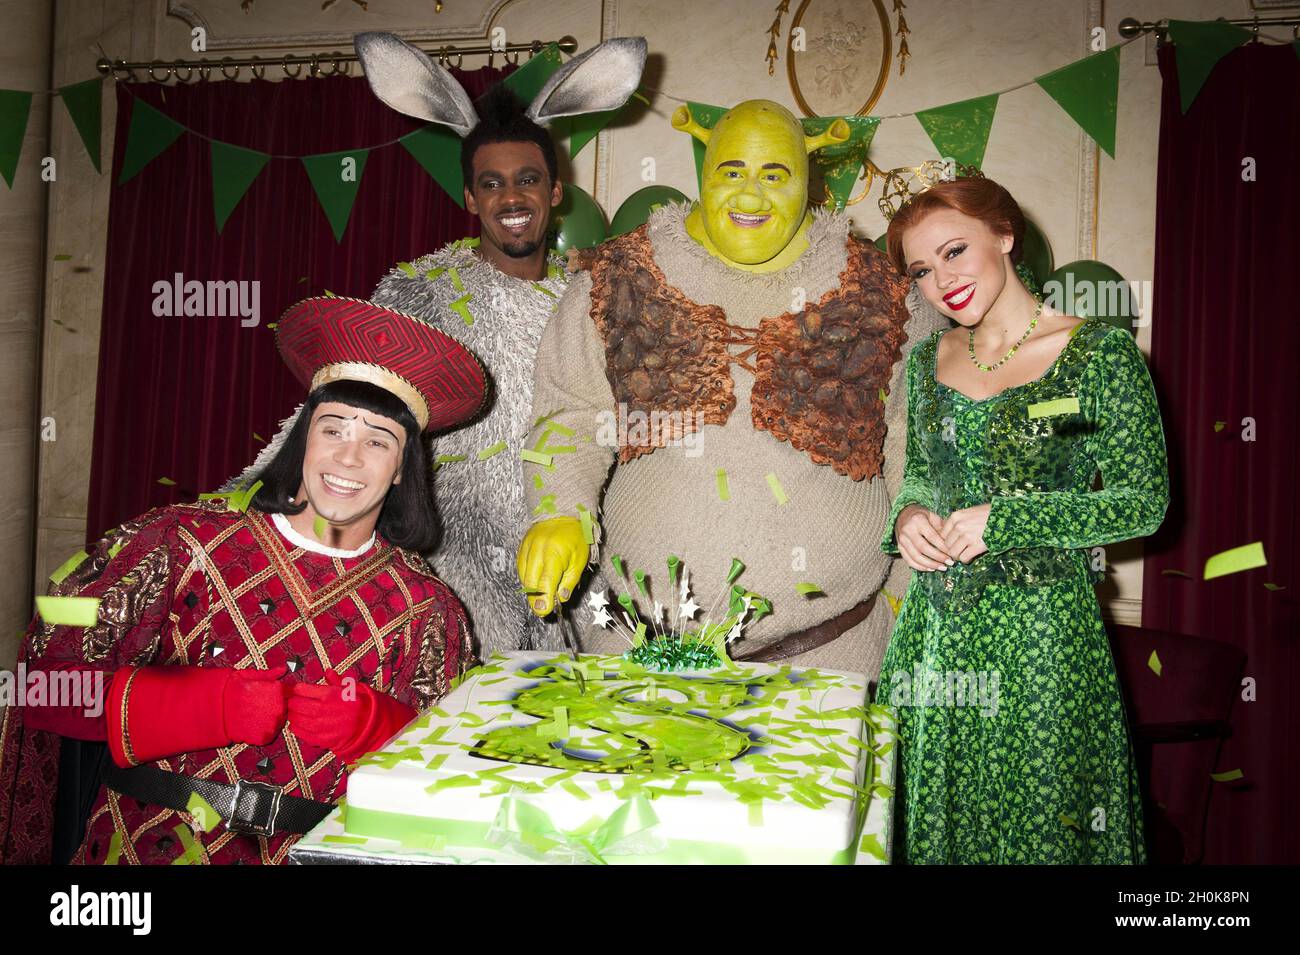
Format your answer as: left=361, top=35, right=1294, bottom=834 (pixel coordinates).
left=697, top=101, right=810, bottom=265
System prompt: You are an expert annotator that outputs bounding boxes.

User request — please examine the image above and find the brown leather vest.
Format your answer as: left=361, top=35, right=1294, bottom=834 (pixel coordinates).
left=576, top=223, right=911, bottom=481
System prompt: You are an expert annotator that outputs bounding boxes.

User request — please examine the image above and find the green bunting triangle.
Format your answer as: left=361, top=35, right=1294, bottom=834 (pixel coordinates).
left=802, top=115, right=880, bottom=210
left=1035, top=47, right=1120, bottom=158
left=568, top=106, right=619, bottom=158
left=1167, top=20, right=1251, bottom=113
left=0, top=89, right=33, bottom=188
left=915, top=94, right=999, bottom=168
left=682, top=101, right=729, bottom=192
left=210, top=140, right=270, bottom=233
left=400, top=124, right=466, bottom=208
left=58, top=78, right=103, bottom=172
left=117, top=98, right=185, bottom=185
left=301, top=149, right=369, bottom=242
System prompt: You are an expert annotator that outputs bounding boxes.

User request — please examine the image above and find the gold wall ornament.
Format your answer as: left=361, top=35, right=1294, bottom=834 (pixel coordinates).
left=785, top=0, right=894, bottom=117
left=894, top=0, right=911, bottom=76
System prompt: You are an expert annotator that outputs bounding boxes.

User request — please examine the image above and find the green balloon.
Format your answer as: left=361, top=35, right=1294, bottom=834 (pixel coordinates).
left=1043, top=260, right=1139, bottom=335
left=1021, top=220, right=1053, bottom=286
left=551, top=184, right=607, bottom=255
left=610, top=186, right=690, bottom=237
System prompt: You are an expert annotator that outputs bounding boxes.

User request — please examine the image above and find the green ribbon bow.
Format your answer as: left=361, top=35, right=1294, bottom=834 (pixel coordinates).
left=486, top=792, right=663, bottom=865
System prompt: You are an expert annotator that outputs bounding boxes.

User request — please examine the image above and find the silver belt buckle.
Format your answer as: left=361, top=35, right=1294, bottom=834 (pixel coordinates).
left=225, top=779, right=283, bottom=837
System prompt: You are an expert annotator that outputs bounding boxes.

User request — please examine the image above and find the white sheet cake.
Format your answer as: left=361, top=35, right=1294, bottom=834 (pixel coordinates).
left=342, top=651, right=892, bottom=864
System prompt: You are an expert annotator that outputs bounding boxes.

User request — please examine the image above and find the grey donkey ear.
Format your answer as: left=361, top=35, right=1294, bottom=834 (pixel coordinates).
left=354, top=32, right=479, bottom=137
left=525, top=37, right=647, bottom=125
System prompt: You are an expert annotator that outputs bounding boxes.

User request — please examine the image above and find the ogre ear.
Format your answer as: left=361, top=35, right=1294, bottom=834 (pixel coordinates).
left=525, top=37, right=647, bottom=125
left=354, top=32, right=480, bottom=137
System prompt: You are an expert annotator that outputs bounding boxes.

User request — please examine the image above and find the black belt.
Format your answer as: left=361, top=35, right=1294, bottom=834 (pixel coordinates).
left=102, top=763, right=334, bottom=838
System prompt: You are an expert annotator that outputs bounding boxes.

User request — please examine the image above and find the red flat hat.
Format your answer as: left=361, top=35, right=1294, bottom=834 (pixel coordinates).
left=276, top=296, right=486, bottom=432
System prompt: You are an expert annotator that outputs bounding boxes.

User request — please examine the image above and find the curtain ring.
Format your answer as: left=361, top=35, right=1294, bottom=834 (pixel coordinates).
left=437, top=47, right=448, bottom=67
left=198, top=64, right=211, bottom=82
left=220, top=58, right=240, bottom=80
left=452, top=51, right=464, bottom=68
left=174, top=63, right=193, bottom=83
left=308, top=54, right=321, bottom=77
left=147, top=61, right=170, bottom=83
left=508, top=50, right=520, bottom=65
left=282, top=59, right=303, bottom=79
left=487, top=50, right=495, bottom=68
left=249, top=56, right=265, bottom=80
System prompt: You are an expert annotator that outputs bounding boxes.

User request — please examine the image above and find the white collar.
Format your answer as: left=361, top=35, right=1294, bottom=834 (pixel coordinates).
left=271, top=512, right=376, bottom=558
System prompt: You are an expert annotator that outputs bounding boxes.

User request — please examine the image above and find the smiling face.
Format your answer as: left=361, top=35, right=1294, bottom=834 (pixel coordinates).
left=464, top=140, right=563, bottom=260
left=296, top=402, right=407, bottom=534
left=696, top=101, right=809, bottom=265
left=902, top=208, right=1014, bottom=327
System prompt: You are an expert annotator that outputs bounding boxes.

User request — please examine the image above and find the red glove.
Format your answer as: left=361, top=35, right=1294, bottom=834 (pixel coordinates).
left=19, top=661, right=112, bottom=740
left=286, top=670, right=417, bottom=764
left=106, top=664, right=288, bottom=767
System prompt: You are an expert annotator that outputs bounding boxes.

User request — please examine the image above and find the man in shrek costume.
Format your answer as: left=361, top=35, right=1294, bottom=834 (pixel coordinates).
left=516, top=99, right=948, bottom=677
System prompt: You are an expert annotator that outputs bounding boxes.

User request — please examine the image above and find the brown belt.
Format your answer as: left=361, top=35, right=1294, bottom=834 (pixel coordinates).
left=731, top=592, right=878, bottom=663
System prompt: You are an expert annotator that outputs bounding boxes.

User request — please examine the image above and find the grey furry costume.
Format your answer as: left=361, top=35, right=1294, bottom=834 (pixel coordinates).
left=226, top=245, right=569, bottom=656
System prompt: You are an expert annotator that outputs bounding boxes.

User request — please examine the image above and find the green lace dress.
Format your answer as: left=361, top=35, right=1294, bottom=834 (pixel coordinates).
left=878, top=320, right=1168, bottom=864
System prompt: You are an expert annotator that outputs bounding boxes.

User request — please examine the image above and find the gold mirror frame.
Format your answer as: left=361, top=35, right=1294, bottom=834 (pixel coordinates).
left=786, top=0, right=892, bottom=119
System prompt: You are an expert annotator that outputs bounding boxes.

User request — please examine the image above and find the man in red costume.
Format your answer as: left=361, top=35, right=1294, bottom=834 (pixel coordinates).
left=0, top=296, right=486, bottom=864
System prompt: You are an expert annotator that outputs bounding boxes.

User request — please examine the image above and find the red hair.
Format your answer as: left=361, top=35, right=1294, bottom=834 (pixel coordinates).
left=884, top=176, right=1025, bottom=276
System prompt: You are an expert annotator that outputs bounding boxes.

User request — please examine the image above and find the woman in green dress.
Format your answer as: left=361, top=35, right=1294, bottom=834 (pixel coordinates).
left=877, top=172, right=1168, bottom=864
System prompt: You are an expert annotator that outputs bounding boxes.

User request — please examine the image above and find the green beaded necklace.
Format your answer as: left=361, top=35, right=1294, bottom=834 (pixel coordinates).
left=968, top=292, right=1045, bottom=373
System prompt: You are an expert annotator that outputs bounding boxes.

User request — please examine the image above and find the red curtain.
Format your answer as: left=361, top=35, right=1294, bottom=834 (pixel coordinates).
left=1142, top=41, right=1299, bottom=864
left=87, top=67, right=509, bottom=540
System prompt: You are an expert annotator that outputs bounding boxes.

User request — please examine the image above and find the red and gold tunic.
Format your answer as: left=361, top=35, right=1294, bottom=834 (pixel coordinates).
left=0, top=499, right=474, bottom=865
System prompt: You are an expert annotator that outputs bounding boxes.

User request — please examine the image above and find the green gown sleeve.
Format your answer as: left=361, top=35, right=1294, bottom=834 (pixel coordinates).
left=882, top=346, right=941, bottom=555
left=982, top=327, right=1169, bottom=554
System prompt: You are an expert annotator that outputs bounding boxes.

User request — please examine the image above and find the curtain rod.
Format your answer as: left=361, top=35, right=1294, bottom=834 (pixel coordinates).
left=1119, top=15, right=1300, bottom=42
left=95, top=35, right=579, bottom=83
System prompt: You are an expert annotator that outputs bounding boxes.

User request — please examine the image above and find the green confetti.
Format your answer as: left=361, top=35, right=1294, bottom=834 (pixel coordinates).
left=314, top=515, right=328, bottom=541
left=560, top=780, right=590, bottom=801
left=477, top=440, right=507, bottom=460
left=34, top=596, right=99, bottom=627
left=1204, top=542, right=1267, bottom=580
left=532, top=495, right=558, bottom=515
left=322, top=834, right=369, bottom=844
left=396, top=261, right=417, bottom=278
left=449, top=293, right=474, bottom=326
left=553, top=706, right=568, bottom=738
left=53, top=254, right=72, bottom=261
left=252, top=433, right=266, bottom=443
left=715, top=468, right=731, bottom=502
left=796, top=582, right=823, bottom=596
left=1210, top=768, right=1243, bottom=782
left=541, top=418, right=575, bottom=437
left=521, top=449, right=553, bottom=466
left=103, top=831, right=122, bottom=865
left=156, top=477, right=176, bottom=486
left=1147, top=650, right=1162, bottom=676
left=577, top=504, right=595, bottom=544
left=186, top=791, right=221, bottom=833
left=49, top=550, right=90, bottom=586
left=448, top=267, right=465, bottom=291
left=1028, top=396, right=1081, bottom=418
left=765, top=472, right=788, bottom=505
left=532, top=282, right=557, bottom=298
left=532, top=473, right=545, bottom=490
left=1161, top=569, right=1191, bottom=579
left=424, top=267, right=446, bottom=281
left=435, top=454, right=468, bottom=465
left=878, top=387, right=887, bottom=404
left=1263, top=582, right=1286, bottom=591
left=1059, top=813, right=1081, bottom=831
left=1213, top=420, right=1226, bottom=432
